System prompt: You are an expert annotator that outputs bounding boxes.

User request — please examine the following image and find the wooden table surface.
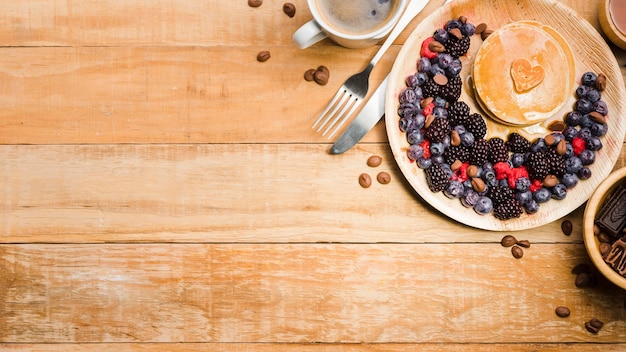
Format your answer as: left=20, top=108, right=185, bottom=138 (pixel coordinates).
left=1, top=0, right=625, bottom=350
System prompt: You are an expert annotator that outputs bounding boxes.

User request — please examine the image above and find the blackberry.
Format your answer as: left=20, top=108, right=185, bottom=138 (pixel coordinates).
left=447, top=101, right=470, bottom=127
left=444, top=144, right=470, bottom=164
left=425, top=162, right=450, bottom=192
left=464, top=113, right=487, bottom=139
left=422, top=78, right=440, bottom=98
left=439, top=75, right=462, bottom=102
left=526, top=151, right=550, bottom=181
left=424, top=117, right=451, bottom=143
left=488, top=137, right=509, bottom=164
left=488, top=185, right=514, bottom=206
left=506, top=132, right=531, bottom=153
left=468, top=138, right=489, bottom=166
left=493, top=198, right=523, bottom=220
left=546, top=148, right=566, bottom=178
left=444, top=35, right=471, bottom=58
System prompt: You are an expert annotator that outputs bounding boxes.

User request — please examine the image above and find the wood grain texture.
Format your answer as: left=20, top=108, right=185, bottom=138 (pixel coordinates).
left=2, top=144, right=624, bottom=244
left=1, top=244, right=625, bottom=343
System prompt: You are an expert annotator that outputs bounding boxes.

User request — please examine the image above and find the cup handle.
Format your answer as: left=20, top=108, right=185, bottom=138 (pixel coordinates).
left=293, top=20, right=327, bottom=49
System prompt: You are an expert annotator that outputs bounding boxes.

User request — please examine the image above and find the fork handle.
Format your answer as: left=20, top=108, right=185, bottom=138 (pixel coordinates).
left=370, top=0, right=430, bottom=66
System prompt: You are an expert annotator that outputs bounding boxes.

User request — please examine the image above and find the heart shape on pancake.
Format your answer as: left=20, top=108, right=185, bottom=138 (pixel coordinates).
left=510, top=58, right=545, bottom=92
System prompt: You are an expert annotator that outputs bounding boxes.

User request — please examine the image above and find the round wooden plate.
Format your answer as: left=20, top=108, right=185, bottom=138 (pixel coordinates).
left=385, top=0, right=626, bottom=231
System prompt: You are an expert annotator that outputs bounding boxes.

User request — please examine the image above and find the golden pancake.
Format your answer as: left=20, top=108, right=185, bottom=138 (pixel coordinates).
left=472, top=21, right=575, bottom=126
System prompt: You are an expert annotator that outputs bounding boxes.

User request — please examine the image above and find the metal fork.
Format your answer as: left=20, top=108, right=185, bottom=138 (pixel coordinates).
left=312, top=0, right=431, bottom=138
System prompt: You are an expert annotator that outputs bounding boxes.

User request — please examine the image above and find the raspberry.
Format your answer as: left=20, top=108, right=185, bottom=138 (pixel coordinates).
left=488, top=138, right=509, bottom=164
left=444, top=35, right=470, bottom=58
left=506, top=132, right=532, bottom=153
left=572, top=137, right=586, bottom=155
left=447, top=101, right=470, bottom=127
left=424, top=117, right=451, bottom=143
left=419, top=140, right=431, bottom=159
left=507, top=166, right=529, bottom=189
left=468, top=138, right=489, bottom=166
left=494, top=161, right=511, bottom=181
left=493, top=198, right=523, bottom=220
left=425, top=162, right=450, bottom=192
left=420, top=37, right=438, bottom=59
left=452, top=162, right=471, bottom=182
left=464, top=113, right=487, bottom=139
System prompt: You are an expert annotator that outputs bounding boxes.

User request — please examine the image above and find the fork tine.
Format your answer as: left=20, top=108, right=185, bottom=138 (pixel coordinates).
left=312, top=88, right=345, bottom=129
left=315, top=91, right=351, bottom=132
left=324, top=98, right=364, bottom=139
left=322, top=95, right=358, bottom=136
left=319, top=93, right=354, bottom=134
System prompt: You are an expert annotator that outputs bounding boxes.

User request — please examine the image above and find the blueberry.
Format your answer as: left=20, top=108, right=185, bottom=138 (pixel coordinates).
left=524, top=200, right=540, bottom=214
left=563, top=126, right=578, bottom=140
left=577, top=167, right=592, bottom=180
left=461, top=22, right=476, bottom=36
left=515, top=177, right=531, bottom=192
left=552, top=183, right=568, bottom=200
left=530, top=138, right=547, bottom=153
left=565, top=156, right=583, bottom=174
left=549, top=132, right=564, bottom=145
left=579, top=149, right=595, bottom=165
left=515, top=190, right=533, bottom=204
left=407, top=144, right=424, bottom=160
left=398, top=103, right=417, bottom=119
left=565, top=111, right=583, bottom=126
left=576, top=85, right=591, bottom=99
left=577, top=127, right=592, bottom=141
left=445, top=19, right=463, bottom=31
left=433, top=28, right=449, bottom=43
left=414, top=72, right=429, bottom=86
left=399, top=88, right=419, bottom=104
left=436, top=53, right=454, bottom=69
left=442, top=135, right=451, bottom=148
left=462, top=189, right=480, bottom=207
left=454, top=125, right=467, bottom=135
left=561, top=173, right=579, bottom=188
left=413, top=113, right=426, bottom=129
left=482, top=162, right=494, bottom=174
left=580, top=114, right=593, bottom=128
left=440, top=163, right=453, bottom=177
left=406, top=74, right=419, bottom=88
left=590, top=122, right=608, bottom=137
left=433, top=97, right=447, bottom=108
left=511, top=153, right=525, bottom=167
left=586, top=136, right=603, bottom=151
left=430, top=142, right=445, bottom=156
left=444, top=180, right=465, bottom=198
left=418, top=57, right=432, bottom=73
left=460, top=132, right=475, bottom=147
left=399, top=117, right=414, bottom=132
left=430, top=63, right=446, bottom=76
left=431, top=155, right=445, bottom=165
left=575, top=99, right=594, bottom=114
left=407, top=130, right=424, bottom=145
left=446, top=59, right=462, bottom=77
left=417, top=156, right=432, bottom=169
left=482, top=170, right=497, bottom=187
left=594, top=100, right=608, bottom=116
left=581, top=71, right=597, bottom=86
left=474, top=196, right=494, bottom=214
left=534, top=187, right=552, bottom=203
left=585, top=88, right=601, bottom=103
left=564, top=143, right=575, bottom=158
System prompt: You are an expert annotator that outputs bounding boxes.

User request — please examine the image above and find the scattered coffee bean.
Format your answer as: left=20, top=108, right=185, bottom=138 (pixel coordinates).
left=433, top=73, right=448, bottom=86
left=556, top=139, right=567, bottom=155
left=596, top=73, right=607, bottom=91
left=544, top=134, right=556, bottom=146
left=282, top=2, right=296, bottom=17
left=585, top=318, right=604, bottom=334
left=501, top=235, right=517, bottom=247
left=451, top=159, right=463, bottom=171
left=555, top=306, right=571, bottom=318
left=424, top=114, right=435, bottom=128
left=561, top=219, right=573, bottom=236
left=475, top=23, right=488, bottom=34
left=367, top=155, right=382, bottom=167
left=313, top=66, right=329, bottom=85
left=466, top=165, right=479, bottom=178
left=256, top=50, right=271, bottom=62
left=377, top=171, right=391, bottom=184
left=548, top=120, right=567, bottom=132
left=511, top=245, right=524, bottom=259
left=449, top=27, right=462, bottom=39
left=571, top=263, right=591, bottom=275
left=481, top=29, right=493, bottom=41
left=428, top=40, right=446, bottom=53
left=450, top=130, right=461, bottom=146
left=359, top=173, right=372, bottom=188
left=471, top=177, right=486, bottom=193
left=589, top=111, right=607, bottom=124
left=304, top=69, right=316, bottom=81
left=458, top=15, right=468, bottom=24
left=248, top=0, right=263, bottom=7
left=600, top=242, right=612, bottom=257
left=543, top=174, right=558, bottom=188
left=517, top=239, right=531, bottom=248
left=575, top=272, right=591, bottom=287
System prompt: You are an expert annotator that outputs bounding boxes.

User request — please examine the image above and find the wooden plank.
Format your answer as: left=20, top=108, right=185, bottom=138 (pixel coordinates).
left=3, top=343, right=626, bottom=352
left=1, top=243, right=625, bottom=343
left=2, top=144, right=624, bottom=244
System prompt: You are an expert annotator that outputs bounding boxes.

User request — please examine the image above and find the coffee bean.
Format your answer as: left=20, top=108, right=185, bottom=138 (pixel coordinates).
left=376, top=171, right=391, bottom=184
left=600, top=242, right=612, bottom=257
left=585, top=321, right=600, bottom=334
left=282, top=2, right=296, bottom=17
left=543, top=174, right=558, bottom=188
left=458, top=15, right=467, bottom=24
left=367, top=155, right=382, bottom=167
left=571, top=263, right=591, bottom=275
left=555, top=306, right=571, bottom=318
left=589, top=111, right=606, bottom=124
left=481, top=29, right=493, bottom=41
left=304, top=69, right=316, bottom=81
left=466, top=165, right=479, bottom=178
left=475, top=23, right=488, bottom=34
left=544, top=134, right=556, bottom=146
left=313, top=66, right=329, bottom=85
left=575, top=272, right=591, bottom=287
left=471, top=177, right=486, bottom=193
left=511, top=245, right=524, bottom=259
left=556, top=139, right=567, bottom=155
left=516, top=239, right=531, bottom=248
left=433, top=73, right=448, bottom=86
left=449, top=27, right=462, bottom=39
left=585, top=318, right=604, bottom=334
left=450, top=130, right=461, bottom=146
left=428, top=40, right=446, bottom=53
left=561, top=219, right=573, bottom=236
left=548, top=120, right=567, bottom=132
left=500, top=235, right=517, bottom=247
left=256, top=50, right=271, bottom=62
left=359, top=173, right=372, bottom=188
left=248, top=0, right=263, bottom=7
left=596, top=73, right=607, bottom=91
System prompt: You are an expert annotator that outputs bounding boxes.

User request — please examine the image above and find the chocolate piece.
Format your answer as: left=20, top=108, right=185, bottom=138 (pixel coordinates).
left=604, top=236, right=626, bottom=277
left=595, top=185, right=626, bottom=240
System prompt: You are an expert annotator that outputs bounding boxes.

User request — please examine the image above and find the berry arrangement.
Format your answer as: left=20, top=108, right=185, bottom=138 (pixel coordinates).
left=397, top=17, right=610, bottom=220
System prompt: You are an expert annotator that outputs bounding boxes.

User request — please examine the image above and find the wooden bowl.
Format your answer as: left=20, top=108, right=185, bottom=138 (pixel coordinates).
left=583, top=166, right=626, bottom=290
left=599, top=0, right=626, bottom=50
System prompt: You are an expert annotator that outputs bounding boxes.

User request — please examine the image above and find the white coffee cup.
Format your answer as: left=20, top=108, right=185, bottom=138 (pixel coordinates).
left=293, top=0, right=408, bottom=49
